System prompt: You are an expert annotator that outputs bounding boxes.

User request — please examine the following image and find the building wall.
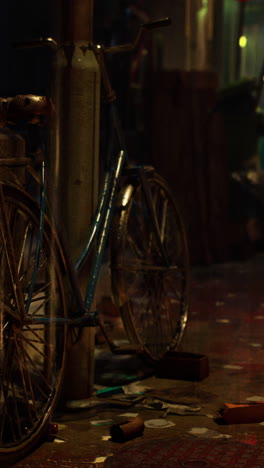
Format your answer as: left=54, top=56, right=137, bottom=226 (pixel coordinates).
left=146, top=0, right=224, bottom=79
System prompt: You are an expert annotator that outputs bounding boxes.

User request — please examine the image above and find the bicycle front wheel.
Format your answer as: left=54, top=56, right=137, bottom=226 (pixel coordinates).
left=0, top=183, right=67, bottom=465
left=111, top=169, right=189, bottom=361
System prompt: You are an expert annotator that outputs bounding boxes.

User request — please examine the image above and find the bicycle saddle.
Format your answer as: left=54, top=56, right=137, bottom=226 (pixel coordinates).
left=0, top=94, right=55, bottom=126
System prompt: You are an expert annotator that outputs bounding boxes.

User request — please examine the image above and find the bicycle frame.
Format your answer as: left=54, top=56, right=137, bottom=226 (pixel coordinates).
left=21, top=104, right=126, bottom=329
left=75, top=103, right=127, bottom=309
left=15, top=17, right=172, bottom=332
left=23, top=105, right=164, bottom=333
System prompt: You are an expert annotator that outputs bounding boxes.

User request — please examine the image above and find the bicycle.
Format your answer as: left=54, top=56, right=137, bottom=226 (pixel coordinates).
left=0, top=17, right=189, bottom=465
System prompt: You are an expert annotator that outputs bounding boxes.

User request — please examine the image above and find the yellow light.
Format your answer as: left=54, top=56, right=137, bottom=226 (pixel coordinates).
left=239, top=36, right=247, bottom=48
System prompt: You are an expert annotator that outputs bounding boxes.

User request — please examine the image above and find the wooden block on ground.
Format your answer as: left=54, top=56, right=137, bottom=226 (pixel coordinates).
left=221, top=402, right=264, bottom=424
left=156, top=351, right=209, bottom=381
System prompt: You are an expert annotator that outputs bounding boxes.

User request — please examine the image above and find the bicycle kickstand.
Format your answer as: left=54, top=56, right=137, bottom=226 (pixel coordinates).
left=96, top=316, right=145, bottom=356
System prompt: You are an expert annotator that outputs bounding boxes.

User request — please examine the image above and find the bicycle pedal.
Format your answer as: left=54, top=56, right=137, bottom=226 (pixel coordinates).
left=112, top=344, right=144, bottom=355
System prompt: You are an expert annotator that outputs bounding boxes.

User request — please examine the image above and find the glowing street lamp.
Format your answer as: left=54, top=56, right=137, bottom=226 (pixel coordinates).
left=239, top=35, right=247, bottom=47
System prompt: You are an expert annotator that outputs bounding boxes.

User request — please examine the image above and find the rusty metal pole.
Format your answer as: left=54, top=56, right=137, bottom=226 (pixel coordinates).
left=51, top=0, right=100, bottom=401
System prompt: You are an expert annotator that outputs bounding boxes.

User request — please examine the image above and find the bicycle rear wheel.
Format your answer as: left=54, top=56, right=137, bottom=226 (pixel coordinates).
left=0, top=183, right=67, bottom=465
left=111, top=169, right=189, bottom=361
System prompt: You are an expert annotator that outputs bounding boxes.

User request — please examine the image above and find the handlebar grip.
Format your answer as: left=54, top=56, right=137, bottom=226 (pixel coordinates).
left=142, top=17, right=171, bottom=30
left=13, top=37, right=57, bottom=50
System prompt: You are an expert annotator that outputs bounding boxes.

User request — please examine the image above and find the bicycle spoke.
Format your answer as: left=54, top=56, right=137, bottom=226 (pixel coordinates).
left=19, top=332, right=46, bottom=360
left=0, top=183, right=67, bottom=456
left=17, top=250, right=48, bottom=298
left=111, top=171, right=189, bottom=360
left=14, top=337, right=35, bottom=425
left=0, top=186, right=26, bottom=321
left=8, top=204, right=35, bottom=281
left=0, top=329, right=14, bottom=399
left=0, top=336, right=21, bottom=444
left=28, top=285, right=54, bottom=318
left=10, top=379, right=23, bottom=441
left=17, top=221, right=31, bottom=276
left=0, top=302, right=20, bottom=321
left=159, top=194, right=168, bottom=244
left=21, top=343, right=54, bottom=397
left=18, top=336, right=38, bottom=417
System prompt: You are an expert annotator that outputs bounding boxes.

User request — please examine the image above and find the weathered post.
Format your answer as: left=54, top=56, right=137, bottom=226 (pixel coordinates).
left=51, top=0, right=100, bottom=401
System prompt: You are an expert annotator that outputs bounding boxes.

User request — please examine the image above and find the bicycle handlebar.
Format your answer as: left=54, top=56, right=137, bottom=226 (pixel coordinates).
left=104, top=17, right=171, bottom=54
left=142, top=17, right=171, bottom=30
left=97, top=16, right=171, bottom=102
left=13, top=37, right=58, bottom=50
left=13, top=17, right=171, bottom=54
left=13, top=16, right=171, bottom=104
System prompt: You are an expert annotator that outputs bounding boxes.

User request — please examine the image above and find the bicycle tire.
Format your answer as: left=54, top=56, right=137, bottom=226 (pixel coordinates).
left=111, top=169, right=189, bottom=361
left=0, top=183, right=67, bottom=465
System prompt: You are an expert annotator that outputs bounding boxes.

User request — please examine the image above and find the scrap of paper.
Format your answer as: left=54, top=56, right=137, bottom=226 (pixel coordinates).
left=122, top=382, right=152, bottom=394
left=223, top=364, right=243, bottom=370
left=92, top=456, right=112, bottom=463
left=246, top=395, right=264, bottom=402
left=53, top=438, right=66, bottom=443
left=102, top=435, right=111, bottom=441
left=144, top=398, right=200, bottom=415
left=189, top=427, right=231, bottom=439
left=66, top=399, right=101, bottom=409
left=145, top=419, right=175, bottom=428
left=90, top=419, right=113, bottom=426
left=57, top=424, right=67, bottom=430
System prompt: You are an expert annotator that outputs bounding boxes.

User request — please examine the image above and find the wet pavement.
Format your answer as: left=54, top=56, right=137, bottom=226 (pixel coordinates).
left=7, top=252, right=264, bottom=467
